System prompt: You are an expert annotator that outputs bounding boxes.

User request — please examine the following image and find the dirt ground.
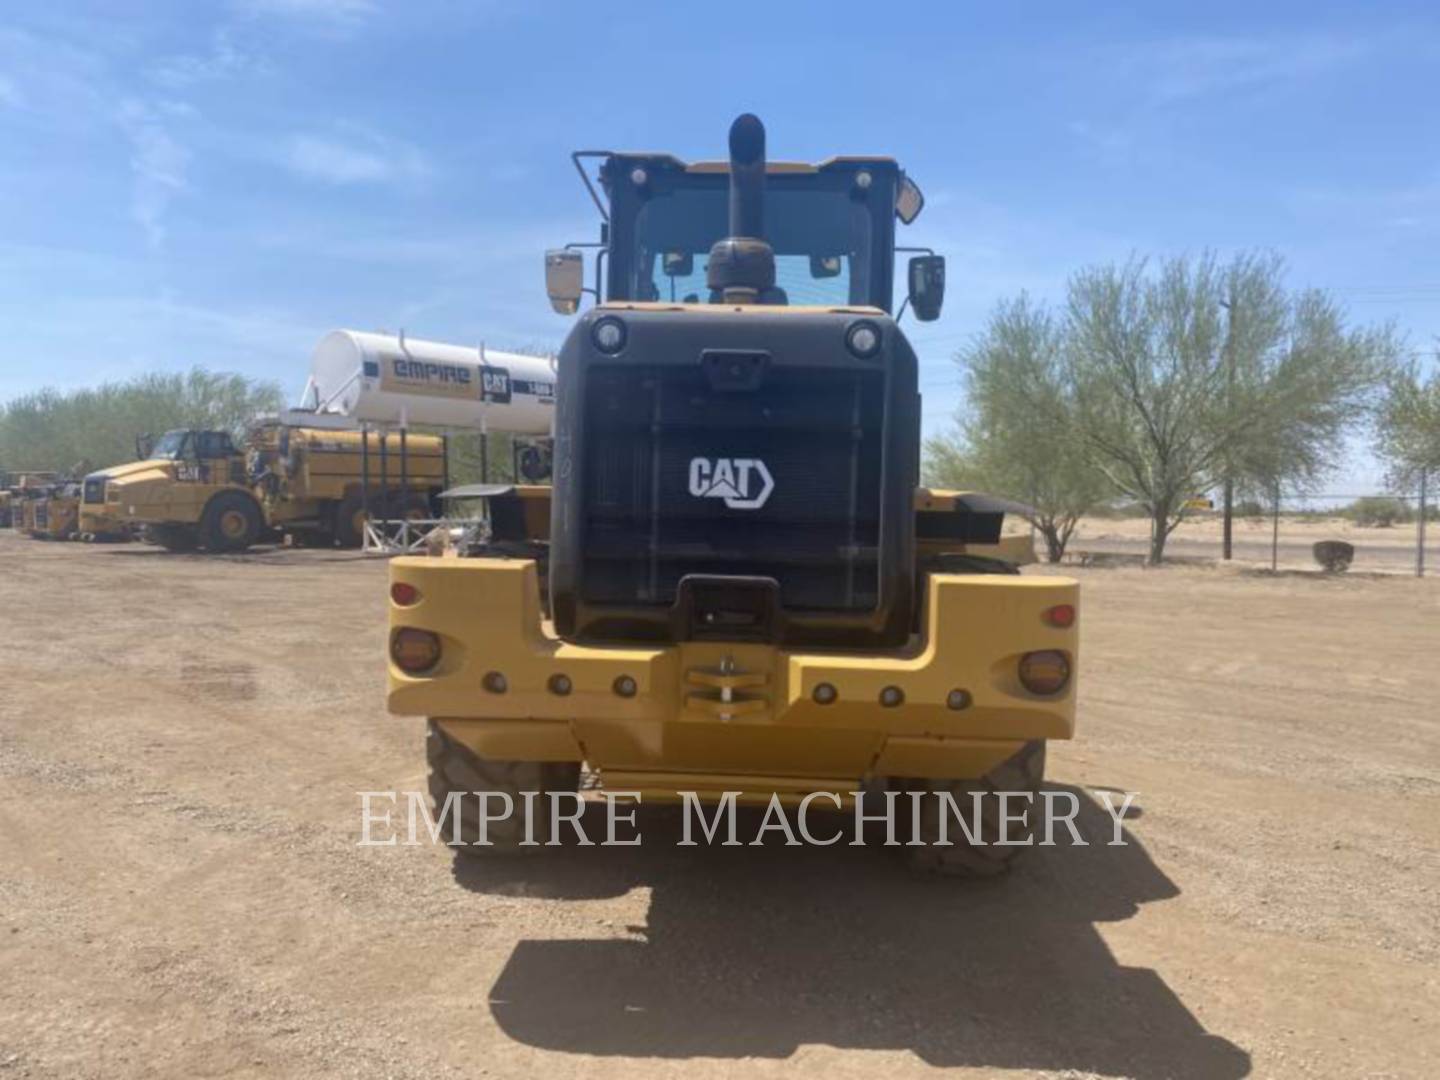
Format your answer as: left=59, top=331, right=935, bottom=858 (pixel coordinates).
left=1, top=531, right=1438, bottom=1079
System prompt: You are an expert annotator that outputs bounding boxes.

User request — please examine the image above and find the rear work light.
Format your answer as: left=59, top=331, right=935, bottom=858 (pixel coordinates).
left=1018, top=650, right=1070, bottom=696
left=1043, top=604, right=1076, bottom=628
left=391, top=628, right=441, bottom=674
left=390, top=582, right=421, bottom=606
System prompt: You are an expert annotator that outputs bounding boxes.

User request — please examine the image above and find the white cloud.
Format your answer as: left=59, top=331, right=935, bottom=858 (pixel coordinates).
left=1143, top=33, right=1370, bottom=103
left=116, top=100, right=191, bottom=248
left=0, top=74, right=19, bottom=108
left=283, top=129, right=430, bottom=186
left=150, top=28, right=270, bottom=89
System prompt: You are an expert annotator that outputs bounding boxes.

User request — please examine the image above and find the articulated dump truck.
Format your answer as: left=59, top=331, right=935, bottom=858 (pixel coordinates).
left=96, top=418, right=447, bottom=553
left=386, top=115, right=1077, bottom=875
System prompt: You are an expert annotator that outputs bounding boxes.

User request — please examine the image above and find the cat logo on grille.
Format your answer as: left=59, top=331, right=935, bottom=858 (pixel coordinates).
left=687, top=457, right=774, bottom=510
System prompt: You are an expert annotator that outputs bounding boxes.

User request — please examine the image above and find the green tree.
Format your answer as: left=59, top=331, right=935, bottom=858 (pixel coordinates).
left=1375, top=356, right=1440, bottom=492
left=1064, top=253, right=1395, bottom=563
left=923, top=297, right=1110, bottom=561
left=0, top=368, right=284, bottom=473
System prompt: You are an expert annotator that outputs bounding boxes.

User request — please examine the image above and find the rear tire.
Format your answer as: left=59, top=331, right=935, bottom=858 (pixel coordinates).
left=902, top=740, right=1047, bottom=877
left=201, top=492, right=262, bottom=553
left=426, top=720, right=581, bottom=851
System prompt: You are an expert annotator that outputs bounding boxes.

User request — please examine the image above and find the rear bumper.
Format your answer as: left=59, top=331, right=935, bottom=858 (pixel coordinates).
left=387, top=557, right=1077, bottom=784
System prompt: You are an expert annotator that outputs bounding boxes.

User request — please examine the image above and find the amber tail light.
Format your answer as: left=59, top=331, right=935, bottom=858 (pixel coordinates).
left=391, top=628, right=441, bottom=674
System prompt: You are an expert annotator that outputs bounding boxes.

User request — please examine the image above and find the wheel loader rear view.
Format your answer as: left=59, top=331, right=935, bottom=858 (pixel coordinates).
left=386, top=115, right=1078, bottom=874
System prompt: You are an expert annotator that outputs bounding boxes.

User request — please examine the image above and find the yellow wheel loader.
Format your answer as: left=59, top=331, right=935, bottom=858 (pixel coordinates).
left=387, top=116, right=1077, bottom=874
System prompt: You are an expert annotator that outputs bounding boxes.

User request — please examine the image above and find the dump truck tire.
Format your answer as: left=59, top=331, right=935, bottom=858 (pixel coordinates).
left=151, top=524, right=199, bottom=552
left=902, top=739, right=1046, bottom=877
left=200, top=492, right=261, bottom=553
left=426, top=720, right=581, bottom=851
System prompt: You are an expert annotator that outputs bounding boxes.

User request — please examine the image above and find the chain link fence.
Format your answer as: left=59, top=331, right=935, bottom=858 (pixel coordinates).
left=1068, top=486, right=1436, bottom=576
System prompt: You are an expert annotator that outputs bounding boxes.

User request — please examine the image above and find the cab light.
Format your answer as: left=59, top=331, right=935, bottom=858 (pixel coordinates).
left=1043, top=604, right=1075, bottom=628
left=592, top=317, right=627, bottom=355
left=390, top=582, right=421, bottom=606
left=391, top=628, right=441, bottom=674
left=1018, top=651, right=1070, bottom=696
left=845, top=319, right=882, bottom=359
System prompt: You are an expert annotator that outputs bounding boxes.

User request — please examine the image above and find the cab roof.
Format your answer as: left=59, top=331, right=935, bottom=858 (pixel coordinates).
left=600, top=152, right=900, bottom=174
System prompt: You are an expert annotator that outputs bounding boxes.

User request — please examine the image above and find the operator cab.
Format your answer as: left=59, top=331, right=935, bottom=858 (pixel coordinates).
left=546, top=142, right=944, bottom=320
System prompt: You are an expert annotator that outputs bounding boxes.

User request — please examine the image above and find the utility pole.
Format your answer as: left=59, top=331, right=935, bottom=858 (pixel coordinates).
left=1420, top=470, right=1429, bottom=579
left=1271, top=479, right=1281, bottom=573
left=1220, top=293, right=1236, bottom=561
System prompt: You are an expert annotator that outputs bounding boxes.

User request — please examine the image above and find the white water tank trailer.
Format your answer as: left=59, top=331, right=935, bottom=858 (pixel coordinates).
left=307, top=329, right=556, bottom=434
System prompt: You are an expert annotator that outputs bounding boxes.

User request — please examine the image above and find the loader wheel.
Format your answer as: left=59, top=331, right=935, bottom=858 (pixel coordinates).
left=426, top=720, right=581, bottom=851
left=151, top=524, right=199, bottom=553
left=201, top=492, right=261, bottom=553
left=902, top=740, right=1046, bottom=878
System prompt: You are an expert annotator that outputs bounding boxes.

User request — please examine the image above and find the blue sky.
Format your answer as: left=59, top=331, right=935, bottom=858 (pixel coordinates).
left=3, top=1, right=1438, bottom=489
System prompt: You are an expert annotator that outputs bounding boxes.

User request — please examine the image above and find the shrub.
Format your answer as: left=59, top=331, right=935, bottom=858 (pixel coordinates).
left=1312, top=540, right=1354, bottom=572
left=1344, top=496, right=1412, bottom=528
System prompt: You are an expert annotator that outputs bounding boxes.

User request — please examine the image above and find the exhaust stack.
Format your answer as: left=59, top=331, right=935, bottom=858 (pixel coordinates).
left=706, top=113, right=776, bottom=304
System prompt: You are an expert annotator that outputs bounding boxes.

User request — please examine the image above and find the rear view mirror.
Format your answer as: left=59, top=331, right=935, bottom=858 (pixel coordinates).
left=908, top=255, right=945, bottom=322
left=136, top=433, right=154, bottom=459
left=809, top=254, right=842, bottom=279
left=896, top=175, right=925, bottom=224
left=545, top=250, right=585, bottom=315
left=662, top=251, right=694, bottom=277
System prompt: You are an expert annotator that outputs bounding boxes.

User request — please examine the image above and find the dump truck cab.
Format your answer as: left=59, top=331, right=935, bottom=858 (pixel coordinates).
left=388, top=116, right=1077, bottom=874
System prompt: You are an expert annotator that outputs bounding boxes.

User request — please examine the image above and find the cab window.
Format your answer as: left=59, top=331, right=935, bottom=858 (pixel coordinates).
left=195, top=432, right=235, bottom=459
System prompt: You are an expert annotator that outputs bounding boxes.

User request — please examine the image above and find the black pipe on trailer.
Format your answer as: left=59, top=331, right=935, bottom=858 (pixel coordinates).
left=399, top=427, right=409, bottom=519
left=360, top=423, right=371, bottom=535
left=379, top=431, right=389, bottom=533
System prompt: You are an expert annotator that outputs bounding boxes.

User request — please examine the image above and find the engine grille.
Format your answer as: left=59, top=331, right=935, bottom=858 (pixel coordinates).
left=579, top=362, right=885, bottom=612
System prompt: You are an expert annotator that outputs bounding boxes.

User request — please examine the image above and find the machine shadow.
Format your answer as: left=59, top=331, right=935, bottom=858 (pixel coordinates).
left=455, top=785, right=1250, bottom=1077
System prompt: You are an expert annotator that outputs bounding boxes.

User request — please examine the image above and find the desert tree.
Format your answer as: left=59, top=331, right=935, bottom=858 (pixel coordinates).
left=0, top=368, right=284, bottom=474
left=1375, top=355, right=1440, bottom=498
left=924, top=297, right=1110, bottom=562
left=1064, top=253, right=1395, bottom=563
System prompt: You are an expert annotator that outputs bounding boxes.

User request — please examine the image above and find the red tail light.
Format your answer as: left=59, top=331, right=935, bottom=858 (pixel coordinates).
left=390, top=582, right=421, bottom=606
left=1043, top=604, right=1075, bottom=628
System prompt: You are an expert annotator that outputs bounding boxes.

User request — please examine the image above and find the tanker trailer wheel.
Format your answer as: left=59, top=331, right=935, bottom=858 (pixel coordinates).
left=200, top=492, right=261, bottom=553
left=335, top=494, right=368, bottom=548
left=151, top=524, right=199, bottom=553
left=426, top=720, right=581, bottom=851
left=902, top=740, right=1046, bottom=878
